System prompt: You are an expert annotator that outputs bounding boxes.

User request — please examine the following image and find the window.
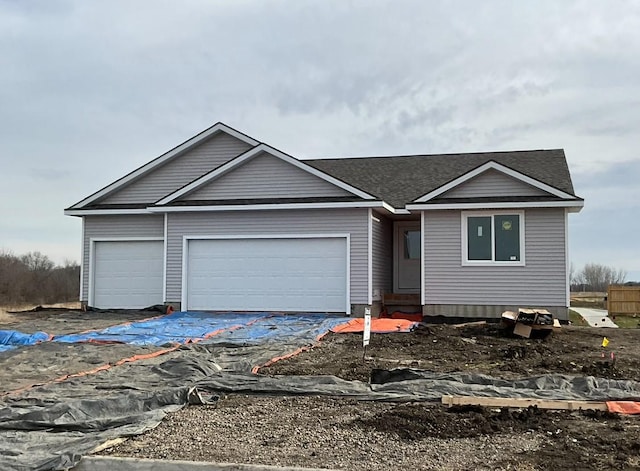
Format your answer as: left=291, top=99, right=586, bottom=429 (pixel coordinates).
left=404, top=230, right=421, bottom=259
left=462, top=211, right=524, bottom=265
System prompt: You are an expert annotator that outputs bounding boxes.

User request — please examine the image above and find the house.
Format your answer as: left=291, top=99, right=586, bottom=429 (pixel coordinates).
left=65, top=122, right=583, bottom=320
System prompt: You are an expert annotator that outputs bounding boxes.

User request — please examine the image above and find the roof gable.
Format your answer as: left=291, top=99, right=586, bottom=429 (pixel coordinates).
left=157, top=144, right=376, bottom=205
left=180, top=151, right=353, bottom=202
left=414, top=161, right=576, bottom=203
left=68, top=123, right=258, bottom=209
left=439, top=169, right=549, bottom=199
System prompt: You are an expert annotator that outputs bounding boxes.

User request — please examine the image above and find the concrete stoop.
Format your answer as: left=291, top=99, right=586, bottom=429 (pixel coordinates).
left=71, top=456, right=337, bottom=471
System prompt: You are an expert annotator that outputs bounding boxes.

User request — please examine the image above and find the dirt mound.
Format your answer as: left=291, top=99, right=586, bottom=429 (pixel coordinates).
left=356, top=403, right=551, bottom=440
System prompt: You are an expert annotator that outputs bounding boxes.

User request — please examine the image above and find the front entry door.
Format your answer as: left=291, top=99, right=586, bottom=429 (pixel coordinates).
left=393, top=221, right=421, bottom=293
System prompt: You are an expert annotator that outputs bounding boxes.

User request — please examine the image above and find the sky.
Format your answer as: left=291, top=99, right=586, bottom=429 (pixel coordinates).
left=1, top=0, right=639, bottom=280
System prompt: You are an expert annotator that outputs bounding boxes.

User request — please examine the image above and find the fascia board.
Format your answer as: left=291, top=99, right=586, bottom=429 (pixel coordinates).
left=148, top=201, right=387, bottom=213
left=405, top=200, right=585, bottom=211
left=413, top=161, right=577, bottom=203
left=64, top=208, right=153, bottom=216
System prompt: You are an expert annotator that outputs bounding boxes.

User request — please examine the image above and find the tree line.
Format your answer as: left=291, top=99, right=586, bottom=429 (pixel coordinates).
left=0, top=251, right=80, bottom=305
left=571, top=263, right=628, bottom=292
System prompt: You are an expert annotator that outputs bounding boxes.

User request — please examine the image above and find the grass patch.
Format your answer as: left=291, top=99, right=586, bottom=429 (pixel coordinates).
left=569, top=309, right=588, bottom=326
left=570, top=299, right=607, bottom=309
left=611, top=315, right=640, bottom=329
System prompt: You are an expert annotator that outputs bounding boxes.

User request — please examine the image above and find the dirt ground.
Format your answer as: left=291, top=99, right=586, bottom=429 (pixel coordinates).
left=0, top=307, right=171, bottom=395
left=107, top=395, right=640, bottom=471
left=263, top=323, right=640, bottom=382
left=108, top=323, right=640, bottom=470
left=3, top=309, right=640, bottom=470
left=0, top=304, right=162, bottom=336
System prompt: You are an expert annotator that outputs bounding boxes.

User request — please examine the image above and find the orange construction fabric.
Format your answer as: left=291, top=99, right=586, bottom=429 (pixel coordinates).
left=607, top=401, right=640, bottom=415
left=331, top=317, right=417, bottom=334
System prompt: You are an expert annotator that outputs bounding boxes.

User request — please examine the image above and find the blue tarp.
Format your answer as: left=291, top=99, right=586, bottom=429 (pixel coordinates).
left=53, top=312, right=351, bottom=346
left=203, top=313, right=349, bottom=345
left=0, top=329, right=50, bottom=352
left=53, top=311, right=271, bottom=346
left=3, top=312, right=353, bottom=350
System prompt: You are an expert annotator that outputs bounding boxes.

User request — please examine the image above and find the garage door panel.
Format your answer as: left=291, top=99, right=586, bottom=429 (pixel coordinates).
left=93, top=241, right=163, bottom=309
left=186, top=238, right=347, bottom=312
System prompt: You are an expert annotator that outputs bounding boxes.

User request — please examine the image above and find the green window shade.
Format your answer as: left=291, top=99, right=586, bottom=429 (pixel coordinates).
left=467, top=216, right=492, bottom=260
left=494, top=214, right=520, bottom=261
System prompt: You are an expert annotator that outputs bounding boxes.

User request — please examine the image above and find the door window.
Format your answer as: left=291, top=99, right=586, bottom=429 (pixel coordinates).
left=404, top=230, right=421, bottom=259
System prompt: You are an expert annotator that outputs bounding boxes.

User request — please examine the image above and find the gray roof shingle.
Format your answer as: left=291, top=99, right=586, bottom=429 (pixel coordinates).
left=305, top=149, right=577, bottom=208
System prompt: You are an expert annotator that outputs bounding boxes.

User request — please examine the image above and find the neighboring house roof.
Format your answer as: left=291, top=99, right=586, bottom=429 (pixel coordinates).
left=305, top=149, right=578, bottom=209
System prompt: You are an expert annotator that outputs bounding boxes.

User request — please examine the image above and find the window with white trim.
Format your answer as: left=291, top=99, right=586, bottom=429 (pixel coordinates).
left=462, top=211, right=524, bottom=265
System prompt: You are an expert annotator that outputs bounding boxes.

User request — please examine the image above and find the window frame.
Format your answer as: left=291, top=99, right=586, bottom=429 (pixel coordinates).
left=461, top=210, right=525, bottom=266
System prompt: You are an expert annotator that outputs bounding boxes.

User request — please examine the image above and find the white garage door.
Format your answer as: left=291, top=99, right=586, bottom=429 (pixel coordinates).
left=186, top=237, right=348, bottom=312
left=92, top=240, right=164, bottom=309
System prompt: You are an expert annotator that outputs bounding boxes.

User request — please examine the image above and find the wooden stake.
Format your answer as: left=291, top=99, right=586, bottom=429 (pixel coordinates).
left=441, top=395, right=608, bottom=411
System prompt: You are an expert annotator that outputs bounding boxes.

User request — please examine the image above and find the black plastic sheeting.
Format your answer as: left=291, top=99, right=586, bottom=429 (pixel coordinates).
left=2, top=340, right=640, bottom=471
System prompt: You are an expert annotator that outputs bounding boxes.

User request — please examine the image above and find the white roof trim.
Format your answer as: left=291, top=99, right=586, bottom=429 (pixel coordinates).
left=156, top=143, right=376, bottom=205
left=148, top=201, right=386, bottom=213
left=406, top=200, right=584, bottom=211
left=382, top=202, right=410, bottom=215
left=413, top=161, right=576, bottom=203
left=64, top=208, right=153, bottom=216
left=68, top=123, right=259, bottom=209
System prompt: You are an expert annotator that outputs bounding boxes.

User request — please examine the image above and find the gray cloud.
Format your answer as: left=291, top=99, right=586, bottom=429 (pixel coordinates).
left=0, top=0, right=639, bottom=275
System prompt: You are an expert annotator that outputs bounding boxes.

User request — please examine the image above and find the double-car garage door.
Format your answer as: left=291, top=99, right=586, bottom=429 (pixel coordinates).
left=185, top=237, right=348, bottom=312
left=92, top=237, right=348, bottom=312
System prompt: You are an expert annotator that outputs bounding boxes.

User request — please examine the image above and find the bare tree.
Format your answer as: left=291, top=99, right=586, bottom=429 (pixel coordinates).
left=575, top=263, right=627, bottom=292
left=20, top=252, right=55, bottom=272
left=0, top=250, right=79, bottom=305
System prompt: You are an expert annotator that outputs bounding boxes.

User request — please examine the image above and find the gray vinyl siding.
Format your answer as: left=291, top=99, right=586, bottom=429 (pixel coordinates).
left=101, top=133, right=252, bottom=205
left=371, top=213, right=392, bottom=301
left=183, top=152, right=352, bottom=201
left=81, top=215, right=164, bottom=301
left=423, top=208, right=566, bottom=306
left=442, top=170, right=549, bottom=198
left=166, top=208, right=369, bottom=308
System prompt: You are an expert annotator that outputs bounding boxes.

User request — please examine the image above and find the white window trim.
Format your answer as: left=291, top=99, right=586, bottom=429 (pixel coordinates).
left=461, top=210, right=525, bottom=267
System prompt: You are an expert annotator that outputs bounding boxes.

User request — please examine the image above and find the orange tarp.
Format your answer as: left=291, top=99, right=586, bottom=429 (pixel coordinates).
left=331, top=317, right=418, bottom=334
left=607, top=401, right=640, bottom=415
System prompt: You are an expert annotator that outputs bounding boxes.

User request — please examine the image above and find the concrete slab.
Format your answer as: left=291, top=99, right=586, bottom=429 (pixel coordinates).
left=571, top=308, right=618, bottom=328
left=72, top=456, right=337, bottom=471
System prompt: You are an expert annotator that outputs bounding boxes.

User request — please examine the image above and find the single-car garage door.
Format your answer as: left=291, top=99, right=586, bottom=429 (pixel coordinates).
left=185, top=237, right=348, bottom=312
left=92, top=240, right=163, bottom=309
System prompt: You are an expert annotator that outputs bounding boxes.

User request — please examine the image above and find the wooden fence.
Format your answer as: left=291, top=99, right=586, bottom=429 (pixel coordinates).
left=608, top=285, right=640, bottom=315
